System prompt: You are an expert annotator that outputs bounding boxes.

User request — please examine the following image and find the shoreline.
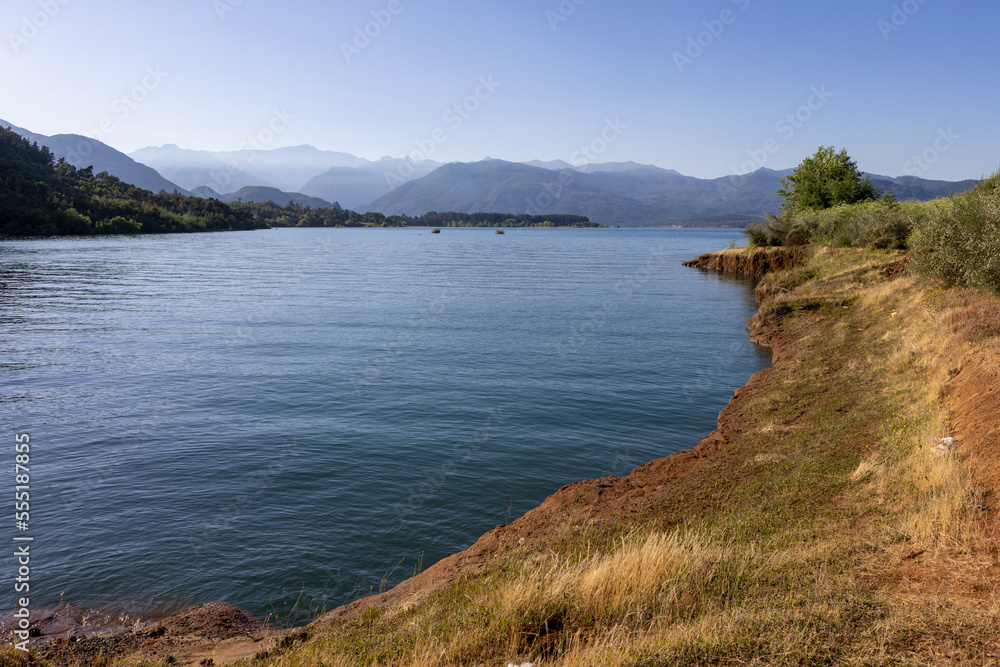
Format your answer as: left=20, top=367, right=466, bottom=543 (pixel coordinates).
left=37, top=244, right=998, bottom=664
left=29, top=246, right=781, bottom=664
left=315, top=248, right=797, bottom=623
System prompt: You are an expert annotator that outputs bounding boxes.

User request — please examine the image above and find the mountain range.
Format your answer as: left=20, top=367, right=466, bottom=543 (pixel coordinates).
left=0, top=119, right=981, bottom=226
left=129, top=144, right=440, bottom=210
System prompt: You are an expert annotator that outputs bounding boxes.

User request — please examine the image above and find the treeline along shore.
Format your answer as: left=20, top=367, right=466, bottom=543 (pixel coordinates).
left=0, top=126, right=598, bottom=237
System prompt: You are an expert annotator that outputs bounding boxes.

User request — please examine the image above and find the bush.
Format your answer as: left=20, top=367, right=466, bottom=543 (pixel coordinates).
left=910, top=177, right=1000, bottom=292
left=809, top=197, right=912, bottom=250
left=745, top=198, right=922, bottom=251
left=743, top=213, right=814, bottom=247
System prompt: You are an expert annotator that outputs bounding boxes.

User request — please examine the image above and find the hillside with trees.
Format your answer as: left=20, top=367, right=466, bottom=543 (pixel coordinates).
left=0, top=126, right=266, bottom=236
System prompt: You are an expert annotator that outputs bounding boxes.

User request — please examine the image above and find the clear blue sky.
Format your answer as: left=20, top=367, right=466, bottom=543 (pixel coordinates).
left=3, top=0, right=997, bottom=180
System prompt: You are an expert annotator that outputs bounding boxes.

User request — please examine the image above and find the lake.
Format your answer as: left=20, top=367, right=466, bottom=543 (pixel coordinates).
left=1, top=227, right=769, bottom=622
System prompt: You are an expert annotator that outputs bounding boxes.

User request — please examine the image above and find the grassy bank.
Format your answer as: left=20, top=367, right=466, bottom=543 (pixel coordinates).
left=247, top=247, right=996, bottom=666
left=20, top=248, right=1000, bottom=665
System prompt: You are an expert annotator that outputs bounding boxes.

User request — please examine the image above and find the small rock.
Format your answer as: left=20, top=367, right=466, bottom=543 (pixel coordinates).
left=934, top=437, right=956, bottom=446
left=517, top=538, right=525, bottom=546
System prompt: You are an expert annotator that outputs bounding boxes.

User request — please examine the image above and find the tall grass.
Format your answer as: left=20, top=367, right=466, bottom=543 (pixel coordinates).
left=497, top=531, right=748, bottom=630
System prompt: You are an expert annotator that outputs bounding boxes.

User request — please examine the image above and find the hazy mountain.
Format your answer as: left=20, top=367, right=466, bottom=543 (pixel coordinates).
left=190, top=186, right=223, bottom=199
left=200, top=145, right=367, bottom=193
left=191, top=185, right=334, bottom=208
left=129, top=144, right=279, bottom=194
left=365, top=159, right=757, bottom=225
left=363, top=160, right=662, bottom=226
left=130, top=144, right=376, bottom=196
left=0, top=119, right=188, bottom=195
left=365, top=160, right=978, bottom=226
left=301, top=157, right=442, bottom=210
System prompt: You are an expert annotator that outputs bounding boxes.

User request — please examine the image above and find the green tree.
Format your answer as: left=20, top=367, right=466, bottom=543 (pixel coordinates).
left=778, top=146, right=880, bottom=215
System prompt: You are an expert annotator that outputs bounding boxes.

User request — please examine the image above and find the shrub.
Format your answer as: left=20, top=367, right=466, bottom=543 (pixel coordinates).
left=743, top=213, right=814, bottom=247
left=806, top=197, right=912, bottom=250
left=910, top=175, right=1000, bottom=292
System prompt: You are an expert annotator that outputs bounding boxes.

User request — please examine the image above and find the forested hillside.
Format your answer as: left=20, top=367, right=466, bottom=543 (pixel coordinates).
left=0, top=126, right=266, bottom=236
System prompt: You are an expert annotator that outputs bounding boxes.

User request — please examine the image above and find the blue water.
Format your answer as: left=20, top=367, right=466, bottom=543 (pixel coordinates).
left=1, top=227, right=768, bottom=621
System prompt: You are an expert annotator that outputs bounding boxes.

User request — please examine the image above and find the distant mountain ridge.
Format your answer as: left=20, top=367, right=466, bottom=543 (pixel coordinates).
left=125, top=138, right=980, bottom=226
left=129, top=145, right=441, bottom=210
left=300, top=157, right=442, bottom=209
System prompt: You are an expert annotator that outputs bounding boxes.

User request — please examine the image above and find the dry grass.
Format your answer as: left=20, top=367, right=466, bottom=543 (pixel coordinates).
left=247, top=250, right=1000, bottom=666
left=263, top=249, right=1000, bottom=667
left=70, top=248, right=1000, bottom=667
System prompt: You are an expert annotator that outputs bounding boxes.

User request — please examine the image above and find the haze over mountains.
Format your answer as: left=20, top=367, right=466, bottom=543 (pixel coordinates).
left=1, top=119, right=981, bottom=226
